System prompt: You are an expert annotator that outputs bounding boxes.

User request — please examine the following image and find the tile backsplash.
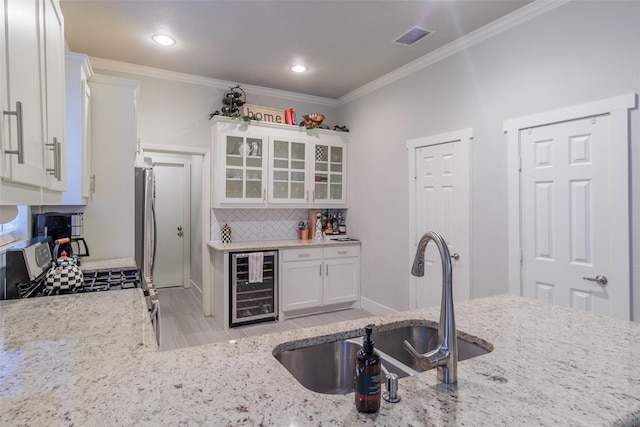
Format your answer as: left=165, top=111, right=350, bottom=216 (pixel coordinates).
left=211, top=209, right=308, bottom=242
left=211, top=208, right=347, bottom=242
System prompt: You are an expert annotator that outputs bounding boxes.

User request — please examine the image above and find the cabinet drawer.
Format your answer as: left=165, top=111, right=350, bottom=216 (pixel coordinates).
left=282, top=247, right=323, bottom=262
left=324, top=245, right=360, bottom=259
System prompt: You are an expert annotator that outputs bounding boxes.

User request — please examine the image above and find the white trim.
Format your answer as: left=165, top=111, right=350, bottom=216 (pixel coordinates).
left=88, top=73, right=139, bottom=88
left=406, top=128, right=474, bottom=309
left=141, top=143, right=208, bottom=156
left=360, top=296, right=398, bottom=316
left=202, top=151, right=212, bottom=316
left=338, top=1, right=566, bottom=105
left=504, top=93, right=637, bottom=317
left=89, top=57, right=338, bottom=107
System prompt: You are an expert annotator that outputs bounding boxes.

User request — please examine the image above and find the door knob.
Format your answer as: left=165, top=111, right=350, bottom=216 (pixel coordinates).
left=582, top=275, right=607, bottom=285
left=451, top=253, right=460, bottom=261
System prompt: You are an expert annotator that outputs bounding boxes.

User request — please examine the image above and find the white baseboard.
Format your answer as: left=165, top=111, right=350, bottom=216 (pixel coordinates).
left=190, top=279, right=202, bottom=295
left=360, top=296, right=398, bottom=316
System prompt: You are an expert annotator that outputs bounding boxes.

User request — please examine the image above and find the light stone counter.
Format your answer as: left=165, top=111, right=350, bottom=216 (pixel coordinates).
left=1, top=293, right=639, bottom=426
left=208, top=238, right=361, bottom=252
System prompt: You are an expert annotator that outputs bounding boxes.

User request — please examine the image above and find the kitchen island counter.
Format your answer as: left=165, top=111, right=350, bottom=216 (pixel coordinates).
left=1, top=293, right=639, bottom=425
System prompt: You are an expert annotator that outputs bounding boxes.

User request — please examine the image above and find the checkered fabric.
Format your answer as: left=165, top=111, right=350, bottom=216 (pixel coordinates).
left=45, top=259, right=84, bottom=290
left=315, top=146, right=324, bottom=161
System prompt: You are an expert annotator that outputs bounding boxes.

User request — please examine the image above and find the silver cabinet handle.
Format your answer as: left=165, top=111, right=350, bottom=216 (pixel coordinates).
left=451, top=253, right=460, bottom=261
left=90, top=174, right=96, bottom=194
left=583, top=275, right=608, bottom=285
left=46, top=137, right=61, bottom=180
left=3, top=101, right=24, bottom=164
left=177, top=226, right=183, bottom=237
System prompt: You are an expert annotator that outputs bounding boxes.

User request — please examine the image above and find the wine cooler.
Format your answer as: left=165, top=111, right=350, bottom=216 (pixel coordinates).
left=229, top=251, right=278, bottom=327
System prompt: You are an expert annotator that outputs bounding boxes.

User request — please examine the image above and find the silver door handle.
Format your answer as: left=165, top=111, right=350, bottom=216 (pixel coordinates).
left=4, top=101, right=24, bottom=163
left=46, top=137, right=62, bottom=180
left=451, top=253, right=460, bottom=261
left=583, top=275, right=607, bottom=285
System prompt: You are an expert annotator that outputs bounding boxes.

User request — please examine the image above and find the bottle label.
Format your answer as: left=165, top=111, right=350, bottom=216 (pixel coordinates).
left=356, top=371, right=381, bottom=396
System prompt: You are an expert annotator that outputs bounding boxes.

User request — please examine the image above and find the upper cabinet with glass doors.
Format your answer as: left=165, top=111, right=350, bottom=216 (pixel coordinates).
left=211, top=116, right=347, bottom=208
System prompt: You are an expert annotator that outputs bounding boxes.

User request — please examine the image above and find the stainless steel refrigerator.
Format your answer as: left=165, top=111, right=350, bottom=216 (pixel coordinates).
left=134, top=161, right=156, bottom=278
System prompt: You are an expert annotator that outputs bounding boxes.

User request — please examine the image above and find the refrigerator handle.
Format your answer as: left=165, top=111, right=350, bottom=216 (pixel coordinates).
left=151, top=198, right=157, bottom=275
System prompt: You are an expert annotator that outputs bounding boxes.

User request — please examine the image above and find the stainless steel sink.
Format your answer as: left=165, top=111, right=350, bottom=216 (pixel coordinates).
left=273, top=323, right=491, bottom=394
left=273, top=339, right=410, bottom=394
left=371, top=325, right=491, bottom=373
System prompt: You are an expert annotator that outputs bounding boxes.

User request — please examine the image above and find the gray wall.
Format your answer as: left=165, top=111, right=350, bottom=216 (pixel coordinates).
left=339, top=1, right=640, bottom=318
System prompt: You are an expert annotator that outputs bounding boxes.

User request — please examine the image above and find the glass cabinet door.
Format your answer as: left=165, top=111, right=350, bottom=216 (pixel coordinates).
left=224, top=135, right=265, bottom=202
left=271, top=139, right=307, bottom=203
left=313, top=142, right=345, bottom=204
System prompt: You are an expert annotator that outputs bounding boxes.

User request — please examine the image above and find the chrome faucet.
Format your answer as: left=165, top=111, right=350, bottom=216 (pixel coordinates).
left=404, top=231, right=458, bottom=384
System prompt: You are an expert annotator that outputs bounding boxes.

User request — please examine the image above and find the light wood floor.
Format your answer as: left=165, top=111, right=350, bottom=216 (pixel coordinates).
left=158, top=286, right=372, bottom=351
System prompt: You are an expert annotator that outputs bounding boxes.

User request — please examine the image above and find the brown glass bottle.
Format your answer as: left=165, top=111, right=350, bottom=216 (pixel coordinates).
left=354, top=324, right=381, bottom=413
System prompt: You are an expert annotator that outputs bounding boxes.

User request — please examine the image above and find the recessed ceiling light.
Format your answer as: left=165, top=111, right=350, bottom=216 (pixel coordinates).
left=290, top=64, right=308, bottom=73
left=152, top=34, right=176, bottom=46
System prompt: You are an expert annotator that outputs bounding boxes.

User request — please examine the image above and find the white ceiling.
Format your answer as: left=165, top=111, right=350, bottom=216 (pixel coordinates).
left=60, top=0, right=533, bottom=100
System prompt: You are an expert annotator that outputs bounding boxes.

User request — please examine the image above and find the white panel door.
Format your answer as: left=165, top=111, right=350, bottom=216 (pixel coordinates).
left=153, top=160, right=190, bottom=288
left=411, top=133, right=471, bottom=309
left=521, top=115, right=622, bottom=316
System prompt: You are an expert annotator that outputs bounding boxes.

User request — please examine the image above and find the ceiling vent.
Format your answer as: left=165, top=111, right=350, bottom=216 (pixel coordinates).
left=393, top=26, right=433, bottom=46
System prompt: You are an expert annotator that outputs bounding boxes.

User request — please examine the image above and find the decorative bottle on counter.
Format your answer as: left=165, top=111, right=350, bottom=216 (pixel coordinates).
left=221, top=223, right=232, bottom=244
left=338, top=212, right=347, bottom=235
left=314, top=213, right=323, bottom=240
left=355, top=324, right=381, bottom=413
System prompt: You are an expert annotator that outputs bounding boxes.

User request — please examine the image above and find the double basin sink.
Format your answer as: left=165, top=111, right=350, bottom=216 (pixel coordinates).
left=273, top=321, right=492, bottom=394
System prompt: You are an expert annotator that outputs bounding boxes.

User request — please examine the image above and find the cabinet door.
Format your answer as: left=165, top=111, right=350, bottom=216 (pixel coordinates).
left=311, top=140, right=346, bottom=206
left=42, top=0, right=65, bottom=191
left=269, top=138, right=308, bottom=204
left=81, top=80, right=92, bottom=199
left=324, top=257, right=360, bottom=305
left=1, top=0, right=46, bottom=188
left=281, top=260, right=323, bottom=311
left=219, top=133, right=267, bottom=204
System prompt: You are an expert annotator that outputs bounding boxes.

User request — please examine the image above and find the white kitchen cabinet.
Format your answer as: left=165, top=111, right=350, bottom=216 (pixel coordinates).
left=0, top=0, right=66, bottom=205
left=41, top=0, right=66, bottom=194
left=62, top=53, right=93, bottom=205
left=82, top=74, right=138, bottom=260
left=211, top=116, right=348, bottom=208
left=323, top=245, right=360, bottom=305
left=280, top=244, right=360, bottom=318
left=212, top=123, right=268, bottom=206
left=280, top=247, right=323, bottom=311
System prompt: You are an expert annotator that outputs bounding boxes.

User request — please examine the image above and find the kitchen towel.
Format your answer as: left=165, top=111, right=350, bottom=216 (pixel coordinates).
left=248, top=252, right=264, bottom=283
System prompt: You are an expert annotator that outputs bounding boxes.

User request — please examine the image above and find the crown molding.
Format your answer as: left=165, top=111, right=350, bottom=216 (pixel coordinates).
left=337, top=0, right=566, bottom=105
left=89, top=73, right=140, bottom=89
left=88, top=57, right=338, bottom=107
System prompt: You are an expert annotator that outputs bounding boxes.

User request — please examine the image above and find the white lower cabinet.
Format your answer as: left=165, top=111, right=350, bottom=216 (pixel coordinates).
left=281, top=245, right=360, bottom=318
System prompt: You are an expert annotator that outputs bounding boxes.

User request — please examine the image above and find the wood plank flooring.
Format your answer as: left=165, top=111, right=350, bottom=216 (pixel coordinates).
left=158, top=286, right=372, bottom=351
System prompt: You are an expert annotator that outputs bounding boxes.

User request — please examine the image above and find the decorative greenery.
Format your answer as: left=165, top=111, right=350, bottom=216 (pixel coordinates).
left=209, top=110, right=261, bottom=122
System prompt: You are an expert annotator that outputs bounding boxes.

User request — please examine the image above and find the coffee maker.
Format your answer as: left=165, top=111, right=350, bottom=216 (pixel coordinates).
left=32, top=212, right=90, bottom=263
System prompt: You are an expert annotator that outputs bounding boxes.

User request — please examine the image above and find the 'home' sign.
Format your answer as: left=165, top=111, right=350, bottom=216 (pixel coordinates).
left=243, top=104, right=285, bottom=124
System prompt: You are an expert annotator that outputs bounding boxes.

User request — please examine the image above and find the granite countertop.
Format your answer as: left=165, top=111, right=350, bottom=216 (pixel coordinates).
left=1, top=293, right=639, bottom=425
left=208, top=238, right=361, bottom=252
